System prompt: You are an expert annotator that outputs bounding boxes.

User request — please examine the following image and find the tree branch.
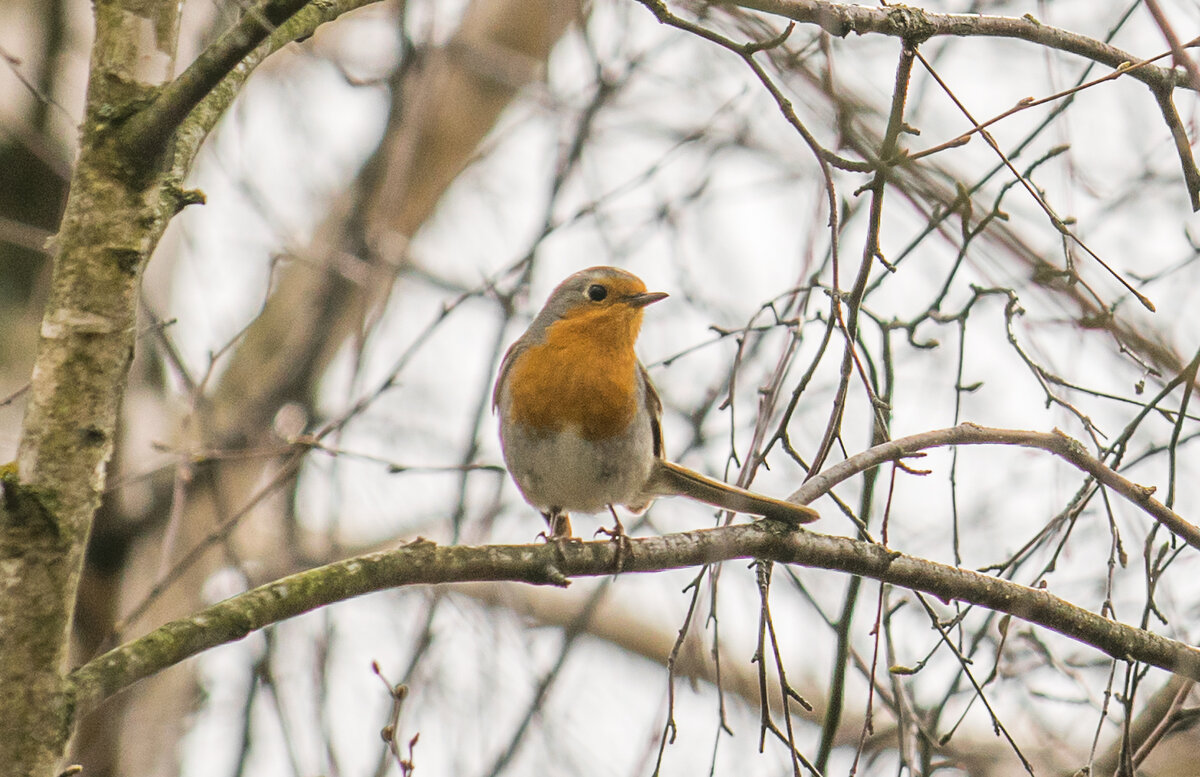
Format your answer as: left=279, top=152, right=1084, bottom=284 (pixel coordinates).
left=735, top=0, right=1182, bottom=90
left=790, top=423, right=1200, bottom=551
left=730, top=0, right=1200, bottom=209
left=69, top=521, right=1200, bottom=718
left=119, top=0, right=338, bottom=163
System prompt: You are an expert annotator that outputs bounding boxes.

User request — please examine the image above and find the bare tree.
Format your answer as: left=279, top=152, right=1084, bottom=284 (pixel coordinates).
left=3, top=1, right=1200, bottom=776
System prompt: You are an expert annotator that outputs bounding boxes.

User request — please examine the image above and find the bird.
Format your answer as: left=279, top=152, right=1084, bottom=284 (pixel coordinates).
left=492, top=266, right=820, bottom=540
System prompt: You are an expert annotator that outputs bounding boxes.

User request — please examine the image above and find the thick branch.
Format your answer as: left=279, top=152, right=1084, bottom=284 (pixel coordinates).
left=790, top=423, right=1200, bottom=551
left=119, top=0, right=316, bottom=162
left=69, top=522, right=1200, bottom=717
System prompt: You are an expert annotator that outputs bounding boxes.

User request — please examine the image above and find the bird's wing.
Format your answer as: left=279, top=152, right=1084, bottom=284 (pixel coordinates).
left=492, top=340, right=523, bottom=411
left=638, top=361, right=664, bottom=459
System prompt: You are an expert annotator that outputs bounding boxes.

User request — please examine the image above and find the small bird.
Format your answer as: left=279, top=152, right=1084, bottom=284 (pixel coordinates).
left=493, top=266, right=820, bottom=539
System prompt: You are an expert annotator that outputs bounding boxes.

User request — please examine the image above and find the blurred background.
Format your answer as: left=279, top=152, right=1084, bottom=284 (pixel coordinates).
left=4, top=0, right=1200, bottom=775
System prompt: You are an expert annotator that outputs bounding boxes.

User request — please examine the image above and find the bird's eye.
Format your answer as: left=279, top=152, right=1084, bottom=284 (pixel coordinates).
left=586, top=284, right=607, bottom=302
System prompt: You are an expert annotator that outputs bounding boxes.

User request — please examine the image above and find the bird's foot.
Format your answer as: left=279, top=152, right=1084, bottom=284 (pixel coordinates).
left=596, top=507, right=632, bottom=573
left=537, top=511, right=581, bottom=553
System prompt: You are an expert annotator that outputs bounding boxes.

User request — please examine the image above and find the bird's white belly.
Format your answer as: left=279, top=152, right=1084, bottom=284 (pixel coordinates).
left=501, top=423, right=654, bottom=514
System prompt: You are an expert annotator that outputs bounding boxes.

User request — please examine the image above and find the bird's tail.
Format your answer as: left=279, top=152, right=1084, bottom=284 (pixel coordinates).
left=645, top=460, right=819, bottom=525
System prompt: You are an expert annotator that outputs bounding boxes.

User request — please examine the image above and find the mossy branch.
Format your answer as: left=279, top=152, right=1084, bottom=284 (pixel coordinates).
left=69, top=520, right=1200, bottom=717
left=122, top=0, right=382, bottom=166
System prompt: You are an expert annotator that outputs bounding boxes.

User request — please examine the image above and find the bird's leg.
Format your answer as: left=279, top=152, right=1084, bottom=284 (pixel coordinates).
left=595, top=505, right=631, bottom=573
left=595, top=506, right=625, bottom=539
left=538, top=508, right=574, bottom=542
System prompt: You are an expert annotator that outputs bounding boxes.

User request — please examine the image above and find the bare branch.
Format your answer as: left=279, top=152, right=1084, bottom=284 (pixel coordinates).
left=792, top=423, right=1200, bottom=551
left=732, top=0, right=1200, bottom=209
left=735, top=0, right=1186, bottom=93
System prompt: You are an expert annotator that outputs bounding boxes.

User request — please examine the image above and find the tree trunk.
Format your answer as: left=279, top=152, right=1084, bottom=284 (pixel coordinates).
left=0, top=1, right=183, bottom=772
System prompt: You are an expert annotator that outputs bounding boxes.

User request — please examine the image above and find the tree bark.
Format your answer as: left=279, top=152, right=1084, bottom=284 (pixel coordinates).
left=0, top=0, right=187, bottom=770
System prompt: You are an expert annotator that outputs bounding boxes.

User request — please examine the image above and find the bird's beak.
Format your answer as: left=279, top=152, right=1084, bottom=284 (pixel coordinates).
left=625, top=291, right=669, bottom=308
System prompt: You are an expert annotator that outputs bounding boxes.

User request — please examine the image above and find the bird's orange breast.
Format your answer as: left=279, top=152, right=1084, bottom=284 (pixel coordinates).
left=506, top=307, right=643, bottom=441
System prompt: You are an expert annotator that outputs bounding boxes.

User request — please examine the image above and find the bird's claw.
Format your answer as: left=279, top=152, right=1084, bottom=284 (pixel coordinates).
left=536, top=530, right=581, bottom=544
left=593, top=524, right=625, bottom=540
left=538, top=510, right=575, bottom=543
left=597, top=509, right=632, bottom=573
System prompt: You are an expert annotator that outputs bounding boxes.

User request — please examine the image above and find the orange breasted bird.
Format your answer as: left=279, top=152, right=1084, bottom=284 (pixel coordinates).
left=493, top=266, right=820, bottom=539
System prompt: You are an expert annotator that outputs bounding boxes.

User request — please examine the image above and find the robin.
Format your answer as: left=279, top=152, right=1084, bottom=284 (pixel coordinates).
left=493, top=266, right=820, bottom=539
